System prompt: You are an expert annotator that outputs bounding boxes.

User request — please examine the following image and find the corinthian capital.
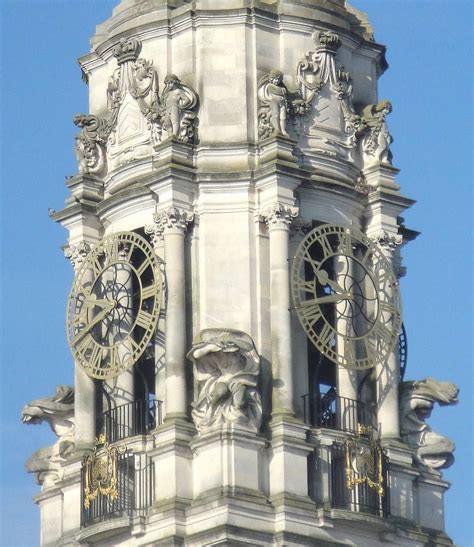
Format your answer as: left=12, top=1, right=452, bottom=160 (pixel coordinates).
left=153, top=206, right=194, bottom=236
left=260, top=202, right=299, bottom=230
left=371, top=230, right=403, bottom=256
left=64, top=242, right=91, bottom=272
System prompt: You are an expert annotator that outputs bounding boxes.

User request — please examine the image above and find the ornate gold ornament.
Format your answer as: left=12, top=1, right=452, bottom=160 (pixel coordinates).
left=67, top=231, right=163, bottom=379
left=291, top=224, right=401, bottom=369
left=83, top=434, right=127, bottom=509
left=344, top=437, right=385, bottom=497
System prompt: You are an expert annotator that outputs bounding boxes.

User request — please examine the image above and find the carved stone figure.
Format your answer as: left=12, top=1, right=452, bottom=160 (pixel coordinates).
left=187, top=329, right=263, bottom=432
left=22, top=385, right=75, bottom=487
left=258, top=69, right=290, bottom=138
left=74, top=114, right=110, bottom=176
left=400, top=378, right=458, bottom=470
left=160, top=74, right=199, bottom=143
left=359, top=100, right=393, bottom=166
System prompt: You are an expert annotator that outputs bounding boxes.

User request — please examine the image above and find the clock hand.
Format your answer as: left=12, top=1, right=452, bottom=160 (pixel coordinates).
left=297, top=293, right=353, bottom=307
left=71, top=305, right=115, bottom=347
left=81, top=296, right=115, bottom=309
left=314, top=269, right=347, bottom=295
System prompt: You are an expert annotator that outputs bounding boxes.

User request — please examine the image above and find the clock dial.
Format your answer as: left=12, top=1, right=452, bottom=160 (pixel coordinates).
left=291, top=224, right=401, bottom=369
left=67, top=232, right=162, bottom=379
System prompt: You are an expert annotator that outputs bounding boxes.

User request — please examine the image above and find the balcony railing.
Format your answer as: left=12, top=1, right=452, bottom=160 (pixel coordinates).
left=329, top=441, right=390, bottom=517
left=310, top=442, right=390, bottom=518
left=103, top=399, right=163, bottom=443
left=302, top=389, right=372, bottom=434
left=81, top=452, right=154, bottom=528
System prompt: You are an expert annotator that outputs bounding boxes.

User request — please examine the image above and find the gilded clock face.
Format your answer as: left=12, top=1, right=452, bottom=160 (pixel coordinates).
left=67, top=232, right=162, bottom=379
left=291, top=224, right=401, bottom=369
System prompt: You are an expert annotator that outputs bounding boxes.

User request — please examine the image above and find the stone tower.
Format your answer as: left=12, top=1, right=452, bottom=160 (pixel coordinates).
left=23, top=1, right=458, bottom=545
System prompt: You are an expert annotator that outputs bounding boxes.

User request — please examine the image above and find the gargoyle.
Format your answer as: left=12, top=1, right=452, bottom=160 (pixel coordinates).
left=400, top=378, right=458, bottom=470
left=22, top=385, right=75, bottom=487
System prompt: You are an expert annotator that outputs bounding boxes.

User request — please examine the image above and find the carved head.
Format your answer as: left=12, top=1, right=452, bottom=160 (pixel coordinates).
left=401, top=378, right=459, bottom=406
left=269, top=69, right=284, bottom=85
left=164, top=74, right=180, bottom=89
left=377, top=100, right=392, bottom=115
left=22, top=385, right=74, bottom=427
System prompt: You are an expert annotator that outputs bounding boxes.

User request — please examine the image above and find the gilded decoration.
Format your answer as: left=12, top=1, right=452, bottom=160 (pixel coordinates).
left=344, top=430, right=385, bottom=497
left=83, top=434, right=126, bottom=509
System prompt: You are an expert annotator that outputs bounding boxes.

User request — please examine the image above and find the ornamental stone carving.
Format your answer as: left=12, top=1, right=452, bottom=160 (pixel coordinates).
left=159, top=74, right=199, bottom=144
left=64, top=241, right=91, bottom=272
left=359, top=100, right=393, bottom=167
left=187, top=329, right=263, bottom=433
left=74, top=37, right=199, bottom=176
left=295, top=31, right=363, bottom=158
left=260, top=202, right=299, bottom=230
left=399, top=378, right=458, bottom=470
left=257, top=69, right=308, bottom=140
left=74, top=114, right=110, bottom=177
left=150, top=206, right=194, bottom=236
left=370, top=230, right=403, bottom=257
left=22, top=385, right=75, bottom=488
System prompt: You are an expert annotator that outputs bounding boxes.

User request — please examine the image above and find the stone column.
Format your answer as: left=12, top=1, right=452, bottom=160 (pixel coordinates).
left=64, top=242, right=96, bottom=449
left=153, top=206, right=193, bottom=421
left=372, top=231, right=403, bottom=439
left=334, top=254, right=358, bottom=430
left=260, top=202, right=298, bottom=418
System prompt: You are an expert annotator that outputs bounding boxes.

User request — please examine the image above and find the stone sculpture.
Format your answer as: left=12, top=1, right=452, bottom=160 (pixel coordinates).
left=74, top=114, right=110, bottom=176
left=22, top=385, right=75, bottom=487
left=160, top=74, right=199, bottom=143
left=74, top=37, right=199, bottom=175
left=257, top=69, right=291, bottom=138
left=295, top=31, right=362, bottom=157
left=399, top=378, right=458, bottom=470
left=359, top=100, right=393, bottom=166
left=187, top=329, right=263, bottom=432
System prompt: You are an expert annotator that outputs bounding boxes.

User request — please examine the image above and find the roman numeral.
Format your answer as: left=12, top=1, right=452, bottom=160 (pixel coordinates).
left=299, top=305, right=323, bottom=328
left=294, top=278, right=316, bottom=294
left=135, top=309, right=154, bottom=330
left=319, top=322, right=335, bottom=348
left=372, top=322, right=393, bottom=349
left=136, top=260, right=150, bottom=277
left=319, top=236, right=334, bottom=259
left=338, top=231, right=353, bottom=256
left=141, top=284, right=157, bottom=300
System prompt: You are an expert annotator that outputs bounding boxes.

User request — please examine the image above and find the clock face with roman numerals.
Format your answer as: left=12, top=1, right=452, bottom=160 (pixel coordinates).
left=291, top=224, right=401, bottom=369
left=67, top=232, right=162, bottom=379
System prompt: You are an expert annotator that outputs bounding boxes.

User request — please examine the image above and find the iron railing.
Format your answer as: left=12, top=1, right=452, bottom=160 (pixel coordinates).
left=103, top=399, right=163, bottom=443
left=302, top=389, right=372, bottom=434
left=81, top=452, right=154, bottom=528
left=328, top=442, right=390, bottom=517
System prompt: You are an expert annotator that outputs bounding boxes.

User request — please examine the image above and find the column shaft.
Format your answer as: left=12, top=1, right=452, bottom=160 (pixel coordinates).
left=164, top=229, right=187, bottom=418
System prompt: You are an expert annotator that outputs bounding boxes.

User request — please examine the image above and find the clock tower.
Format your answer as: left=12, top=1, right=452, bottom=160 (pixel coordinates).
left=23, top=1, right=458, bottom=545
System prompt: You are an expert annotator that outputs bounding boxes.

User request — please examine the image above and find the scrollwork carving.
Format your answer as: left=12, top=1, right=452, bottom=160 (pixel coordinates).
left=187, top=329, right=263, bottom=433
left=295, top=31, right=362, bottom=156
left=74, top=114, right=111, bottom=177
left=400, top=378, right=458, bottom=470
left=22, top=386, right=75, bottom=488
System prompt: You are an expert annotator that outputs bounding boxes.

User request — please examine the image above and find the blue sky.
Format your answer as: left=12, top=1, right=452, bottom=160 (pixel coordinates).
left=0, top=1, right=472, bottom=545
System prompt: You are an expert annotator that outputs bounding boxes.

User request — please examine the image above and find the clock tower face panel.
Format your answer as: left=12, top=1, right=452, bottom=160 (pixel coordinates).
left=67, top=232, right=163, bottom=379
left=291, top=224, right=401, bottom=369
